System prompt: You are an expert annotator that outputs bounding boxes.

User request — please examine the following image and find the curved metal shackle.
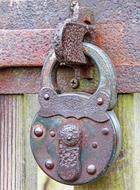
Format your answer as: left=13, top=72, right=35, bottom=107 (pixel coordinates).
left=42, top=42, right=117, bottom=109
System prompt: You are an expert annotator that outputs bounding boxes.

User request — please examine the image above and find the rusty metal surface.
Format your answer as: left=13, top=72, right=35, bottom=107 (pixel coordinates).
left=0, top=0, right=71, bottom=29
left=54, top=22, right=95, bottom=64
left=30, top=115, right=117, bottom=185
left=0, top=67, right=41, bottom=94
left=1, top=65, right=140, bottom=94
left=41, top=42, right=117, bottom=110
left=0, top=0, right=138, bottom=30
left=30, top=26, right=122, bottom=184
left=54, top=4, right=95, bottom=64
left=0, top=29, right=52, bottom=68
left=39, top=40, right=117, bottom=118
left=0, top=0, right=138, bottom=66
left=39, top=87, right=110, bottom=122
left=0, top=1, right=139, bottom=93
left=58, top=124, right=82, bottom=181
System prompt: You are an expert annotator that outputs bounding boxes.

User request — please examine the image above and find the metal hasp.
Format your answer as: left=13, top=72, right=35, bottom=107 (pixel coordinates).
left=54, top=3, right=95, bottom=65
left=30, top=7, right=122, bottom=185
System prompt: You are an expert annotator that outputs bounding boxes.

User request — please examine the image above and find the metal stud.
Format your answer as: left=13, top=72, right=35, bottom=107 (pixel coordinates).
left=97, top=97, right=104, bottom=105
left=67, top=135, right=72, bottom=141
left=45, top=159, right=54, bottom=169
left=87, top=164, right=96, bottom=175
left=50, top=130, right=55, bottom=137
left=44, top=93, right=50, bottom=100
left=92, top=142, right=98, bottom=148
left=102, top=128, right=109, bottom=135
left=34, top=126, right=43, bottom=137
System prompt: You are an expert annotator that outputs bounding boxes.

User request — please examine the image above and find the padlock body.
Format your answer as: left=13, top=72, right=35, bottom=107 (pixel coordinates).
left=30, top=112, right=121, bottom=185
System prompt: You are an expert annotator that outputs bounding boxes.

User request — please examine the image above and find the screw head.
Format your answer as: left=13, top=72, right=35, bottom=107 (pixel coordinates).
left=44, top=93, right=50, bottom=100
left=92, top=142, right=98, bottom=149
left=102, top=128, right=109, bottom=135
left=87, top=164, right=96, bottom=175
left=97, top=97, right=104, bottom=105
left=34, top=126, right=43, bottom=137
left=70, top=78, right=79, bottom=89
left=50, top=130, right=55, bottom=137
left=45, top=159, right=54, bottom=169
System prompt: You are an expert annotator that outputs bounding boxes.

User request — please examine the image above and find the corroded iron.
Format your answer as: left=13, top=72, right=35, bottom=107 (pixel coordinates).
left=54, top=22, right=95, bottom=64
left=41, top=43, right=117, bottom=110
left=39, top=87, right=110, bottom=122
left=58, top=124, right=82, bottom=181
left=54, top=4, right=95, bottom=64
left=30, top=41, right=122, bottom=184
left=31, top=115, right=120, bottom=185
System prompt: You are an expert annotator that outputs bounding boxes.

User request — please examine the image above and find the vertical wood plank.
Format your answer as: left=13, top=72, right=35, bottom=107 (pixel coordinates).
left=23, top=94, right=39, bottom=190
left=0, top=94, right=73, bottom=190
left=0, top=95, right=38, bottom=190
left=133, top=94, right=140, bottom=189
left=75, top=94, right=138, bottom=190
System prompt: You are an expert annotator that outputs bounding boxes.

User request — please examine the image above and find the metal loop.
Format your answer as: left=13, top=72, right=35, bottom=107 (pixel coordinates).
left=42, top=42, right=117, bottom=109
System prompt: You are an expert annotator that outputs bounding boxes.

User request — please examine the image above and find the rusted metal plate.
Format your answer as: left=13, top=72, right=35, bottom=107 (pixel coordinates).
left=53, top=4, right=95, bottom=65
left=0, top=29, right=52, bottom=68
left=54, top=22, right=94, bottom=64
left=0, top=1, right=139, bottom=93
left=39, top=87, right=110, bottom=122
left=0, top=67, right=41, bottom=94
left=1, top=65, right=140, bottom=94
left=0, top=65, right=140, bottom=94
left=0, top=0, right=138, bottom=30
left=30, top=115, right=116, bottom=185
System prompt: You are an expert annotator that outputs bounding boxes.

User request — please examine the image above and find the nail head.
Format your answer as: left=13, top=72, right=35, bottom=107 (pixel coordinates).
left=45, top=159, right=54, bottom=169
left=102, top=128, right=109, bottom=135
left=50, top=130, right=55, bottom=137
left=97, top=97, right=103, bottom=105
left=92, top=142, right=98, bottom=148
left=34, top=126, right=43, bottom=137
left=87, top=164, right=96, bottom=175
left=44, top=94, right=50, bottom=100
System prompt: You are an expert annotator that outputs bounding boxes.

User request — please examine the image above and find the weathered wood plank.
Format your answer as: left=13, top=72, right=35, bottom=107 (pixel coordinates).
left=0, top=95, right=38, bottom=190
left=75, top=94, right=140, bottom=190
left=0, top=94, right=73, bottom=190
left=133, top=94, right=140, bottom=189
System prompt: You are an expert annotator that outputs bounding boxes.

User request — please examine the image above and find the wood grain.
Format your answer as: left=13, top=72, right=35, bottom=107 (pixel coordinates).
left=0, top=94, right=73, bottom=190
left=0, top=95, right=38, bottom=190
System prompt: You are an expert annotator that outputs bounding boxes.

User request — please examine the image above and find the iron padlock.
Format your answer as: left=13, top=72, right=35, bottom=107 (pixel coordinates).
left=30, top=42, right=122, bottom=185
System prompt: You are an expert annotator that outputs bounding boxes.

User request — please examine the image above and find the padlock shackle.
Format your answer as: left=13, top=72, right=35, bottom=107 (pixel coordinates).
left=83, top=42, right=117, bottom=109
left=42, top=42, right=117, bottom=109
